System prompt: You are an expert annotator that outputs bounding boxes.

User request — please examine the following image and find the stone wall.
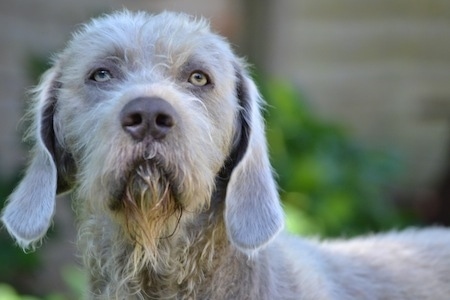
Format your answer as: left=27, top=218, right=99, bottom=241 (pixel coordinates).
left=268, top=0, right=450, bottom=189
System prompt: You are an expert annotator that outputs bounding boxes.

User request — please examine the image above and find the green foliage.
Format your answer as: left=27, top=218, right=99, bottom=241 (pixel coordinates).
left=0, top=284, right=39, bottom=300
left=0, top=266, right=85, bottom=300
left=60, top=265, right=87, bottom=299
left=25, top=54, right=52, bottom=84
left=261, top=80, right=412, bottom=237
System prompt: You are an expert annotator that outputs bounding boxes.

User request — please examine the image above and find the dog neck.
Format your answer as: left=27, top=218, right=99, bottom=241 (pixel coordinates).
left=79, top=202, right=256, bottom=299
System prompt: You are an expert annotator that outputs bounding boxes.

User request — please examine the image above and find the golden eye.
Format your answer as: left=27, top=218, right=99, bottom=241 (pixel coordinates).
left=90, top=69, right=113, bottom=82
left=188, top=71, right=210, bottom=87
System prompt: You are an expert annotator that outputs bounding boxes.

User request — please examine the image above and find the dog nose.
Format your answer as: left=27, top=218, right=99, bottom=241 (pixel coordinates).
left=120, top=97, right=178, bottom=141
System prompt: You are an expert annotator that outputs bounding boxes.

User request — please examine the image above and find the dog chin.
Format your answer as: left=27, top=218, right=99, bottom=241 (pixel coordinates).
left=108, top=159, right=177, bottom=212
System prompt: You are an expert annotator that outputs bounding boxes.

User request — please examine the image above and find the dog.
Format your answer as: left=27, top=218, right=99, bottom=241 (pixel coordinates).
left=2, top=10, right=450, bottom=299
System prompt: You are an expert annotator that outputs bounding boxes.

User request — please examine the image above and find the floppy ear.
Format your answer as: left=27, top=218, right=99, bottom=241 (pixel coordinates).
left=1, top=65, right=73, bottom=249
left=224, top=68, right=284, bottom=252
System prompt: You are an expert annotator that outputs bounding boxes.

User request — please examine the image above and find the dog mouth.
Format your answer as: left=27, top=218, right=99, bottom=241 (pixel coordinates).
left=106, top=155, right=184, bottom=247
left=109, top=155, right=181, bottom=212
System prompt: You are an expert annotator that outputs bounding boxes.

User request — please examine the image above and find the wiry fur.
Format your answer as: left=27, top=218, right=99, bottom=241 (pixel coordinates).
left=2, top=10, right=450, bottom=299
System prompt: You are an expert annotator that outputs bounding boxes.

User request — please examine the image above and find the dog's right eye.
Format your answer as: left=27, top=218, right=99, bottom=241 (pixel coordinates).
left=89, top=69, right=113, bottom=82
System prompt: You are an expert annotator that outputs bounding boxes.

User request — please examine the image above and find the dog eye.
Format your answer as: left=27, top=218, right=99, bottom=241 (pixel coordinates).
left=90, top=69, right=113, bottom=82
left=188, top=71, right=210, bottom=87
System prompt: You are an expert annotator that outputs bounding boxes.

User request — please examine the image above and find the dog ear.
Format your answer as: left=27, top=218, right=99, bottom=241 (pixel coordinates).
left=224, top=68, right=284, bottom=252
left=1, top=65, right=72, bottom=249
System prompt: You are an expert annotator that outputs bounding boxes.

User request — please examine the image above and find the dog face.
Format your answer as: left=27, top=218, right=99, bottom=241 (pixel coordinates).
left=2, top=11, right=283, bottom=253
left=57, top=12, right=239, bottom=214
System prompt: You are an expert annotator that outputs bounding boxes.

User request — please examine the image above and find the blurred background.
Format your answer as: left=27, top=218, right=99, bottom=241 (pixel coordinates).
left=0, top=0, right=449, bottom=299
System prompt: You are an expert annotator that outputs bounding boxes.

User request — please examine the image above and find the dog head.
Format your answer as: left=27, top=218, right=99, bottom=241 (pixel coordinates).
left=1, top=11, right=283, bottom=252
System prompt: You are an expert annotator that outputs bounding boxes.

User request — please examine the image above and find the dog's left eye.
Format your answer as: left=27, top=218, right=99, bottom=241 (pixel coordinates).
left=90, top=69, right=113, bottom=82
left=188, top=71, right=210, bottom=87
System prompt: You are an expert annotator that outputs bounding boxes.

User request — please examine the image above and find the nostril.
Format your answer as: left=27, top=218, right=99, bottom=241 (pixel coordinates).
left=155, top=113, right=174, bottom=128
left=122, top=113, right=143, bottom=128
left=120, top=111, right=147, bottom=141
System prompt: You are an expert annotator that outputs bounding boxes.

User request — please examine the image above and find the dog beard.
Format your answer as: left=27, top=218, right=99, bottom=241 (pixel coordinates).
left=120, top=161, right=182, bottom=251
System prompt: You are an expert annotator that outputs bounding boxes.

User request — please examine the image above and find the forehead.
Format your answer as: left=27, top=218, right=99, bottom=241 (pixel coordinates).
left=63, top=11, right=235, bottom=70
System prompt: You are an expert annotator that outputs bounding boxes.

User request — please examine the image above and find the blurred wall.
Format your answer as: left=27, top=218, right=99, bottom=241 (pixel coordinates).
left=268, top=0, right=450, bottom=191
